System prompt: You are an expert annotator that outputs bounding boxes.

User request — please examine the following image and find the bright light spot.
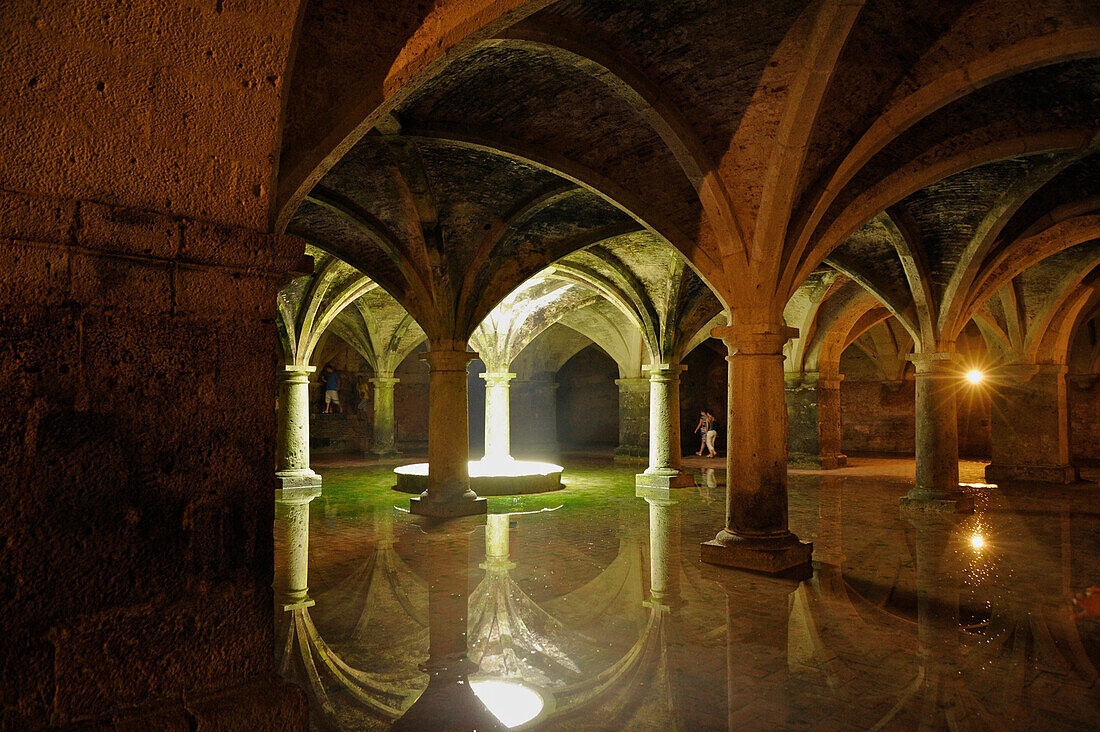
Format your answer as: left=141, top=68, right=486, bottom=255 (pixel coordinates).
left=393, top=460, right=563, bottom=478
left=970, top=534, right=985, bottom=549
left=966, top=369, right=984, bottom=384
left=470, top=680, right=544, bottom=728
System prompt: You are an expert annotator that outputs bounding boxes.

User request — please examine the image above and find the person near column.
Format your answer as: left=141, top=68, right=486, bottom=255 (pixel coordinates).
left=322, top=364, right=342, bottom=415
left=705, top=409, right=720, bottom=458
left=694, top=410, right=718, bottom=457
left=356, top=372, right=371, bottom=421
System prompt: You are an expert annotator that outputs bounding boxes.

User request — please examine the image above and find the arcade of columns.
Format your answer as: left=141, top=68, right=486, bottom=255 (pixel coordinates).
left=8, top=1, right=1100, bottom=725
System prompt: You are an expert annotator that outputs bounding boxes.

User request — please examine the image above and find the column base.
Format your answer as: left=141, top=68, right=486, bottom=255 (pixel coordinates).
left=985, top=463, right=1079, bottom=484
left=701, top=531, right=813, bottom=575
left=788, top=452, right=847, bottom=470
left=899, top=488, right=974, bottom=513
left=409, top=495, right=488, bottom=518
left=614, top=445, right=648, bottom=463
left=635, top=469, right=694, bottom=493
left=274, top=471, right=322, bottom=502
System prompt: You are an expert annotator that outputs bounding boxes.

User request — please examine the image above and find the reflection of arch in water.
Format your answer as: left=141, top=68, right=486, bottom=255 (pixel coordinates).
left=468, top=510, right=594, bottom=688
left=278, top=507, right=429, bottom=726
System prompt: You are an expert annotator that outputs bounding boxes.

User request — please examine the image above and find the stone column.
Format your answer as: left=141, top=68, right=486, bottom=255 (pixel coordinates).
left=614, top=376, right=650, bottom=460
left=275, top=365, right=323, bottom=607
left=903, top=352, right=973, bottom=512
left=480, top=371, right=516, bottom=462
left=511, top=377, right=559, bottom=459
left=370, top=372, right=400, bottom=457
left=986, top=364, right=1078, bottom=484
left=277, top=365, right=318, bottom=480
left=701, top=324, right=813, bottom=574
left=637, top=363, right=693, bottom=490
left=785, top=371, right=847, bottom=469
left=410, top=342, right=486, bottom=518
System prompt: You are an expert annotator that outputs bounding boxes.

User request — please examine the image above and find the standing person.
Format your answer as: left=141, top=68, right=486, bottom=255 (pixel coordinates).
left=704, top=409, right=719, bottom=458
left=694, top=410, right=713, bottom=456
left=322, top=365, right=342, bottom=414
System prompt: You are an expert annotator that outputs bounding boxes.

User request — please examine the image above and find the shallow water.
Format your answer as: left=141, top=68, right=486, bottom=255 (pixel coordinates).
left=276, top=459, right=1100, bottom=730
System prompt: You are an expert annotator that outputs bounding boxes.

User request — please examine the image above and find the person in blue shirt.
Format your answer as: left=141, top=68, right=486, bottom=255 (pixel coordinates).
left=322, top=365, right=342, bottom=414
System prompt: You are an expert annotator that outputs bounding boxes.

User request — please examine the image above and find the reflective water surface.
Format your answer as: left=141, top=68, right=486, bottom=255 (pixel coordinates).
left=276, top=460, right=1100, bottom=730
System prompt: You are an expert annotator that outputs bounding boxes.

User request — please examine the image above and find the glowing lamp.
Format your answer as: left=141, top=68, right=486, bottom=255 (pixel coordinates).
left=970, top=534, right=984, bottom=549
left=965, top=369, right=984, bottom=384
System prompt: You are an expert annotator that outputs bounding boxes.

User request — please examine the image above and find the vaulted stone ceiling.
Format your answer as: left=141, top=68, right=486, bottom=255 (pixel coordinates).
left=282, top=0, right=1100, bottom=362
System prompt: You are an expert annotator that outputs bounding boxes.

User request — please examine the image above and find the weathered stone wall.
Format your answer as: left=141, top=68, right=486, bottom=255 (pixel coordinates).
left=1069, top=376, right=1100, bottom=465
left=556, top=346, right=619, bottom=448
left=394, top=349, right=430, bottom=450
left=511, top=375, right=560, bottom=460
left=841, top=379, right=991, bottom=458
left=0, top=191, right=307, bottom=727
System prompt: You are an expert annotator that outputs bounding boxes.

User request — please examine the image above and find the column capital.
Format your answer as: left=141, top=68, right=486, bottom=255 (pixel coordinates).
left=713, top=323, right=799, bottom=355
left=479, top=371, right=516, bottom=385
left=908, top=351, right=959, bottom=372
left=282, top=363, right=316, bottom=379
left=370, top=373, right=400, bottom=386
left=643, top=363, right=687, bottom=378
left=615, top=376, right=650, bottom=388
left=420, top=348, right=479, bottom=372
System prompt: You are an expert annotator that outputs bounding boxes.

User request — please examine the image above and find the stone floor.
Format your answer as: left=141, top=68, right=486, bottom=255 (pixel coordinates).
left=279, top=457, right=1100, bottom=730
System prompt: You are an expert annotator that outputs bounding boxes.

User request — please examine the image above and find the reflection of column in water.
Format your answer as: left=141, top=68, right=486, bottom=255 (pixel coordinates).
left=815, top=476, right=845, bottom=595
left=644, top=495, right=683, bottom=612
left=394, top=516, right=505, bottom=732
left=275, top=484, right=322, bottom=607
left=873, top=508, right=990, bottom=730
left=705, top=566, right=807, bottom=730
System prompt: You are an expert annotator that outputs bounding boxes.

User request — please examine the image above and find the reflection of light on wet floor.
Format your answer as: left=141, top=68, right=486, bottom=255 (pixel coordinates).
left=970, top=534, right=984, bottom=549
left=470, top=679, right=545, bottom=728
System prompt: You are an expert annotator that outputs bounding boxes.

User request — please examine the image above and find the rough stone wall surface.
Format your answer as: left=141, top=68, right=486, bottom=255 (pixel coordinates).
left=394, top=350, right=429, bottom=449
left=841, top=381, right=917, bottom=454
left=510, top=376, right=560, bottom=459
left=556, top=346, right=618, bottom=448
left=0, top=190, right=307, bottom=727
left=840, top=379, right=991, bottom=457
left=1069, top=378, right=1100, bottom=464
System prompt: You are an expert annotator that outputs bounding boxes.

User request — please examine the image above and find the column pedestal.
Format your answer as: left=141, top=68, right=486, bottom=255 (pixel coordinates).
left=614, top=376, right=650, bottom=461
left=370, top=373, right=400, bottom=458
left=785, top=372, right=847, bottom=469
left=410, top=344, right=486, bottom=518
left=986, top=364, right=1079, bottom=484
left=637, top=363, right=693, bottom=492
left=902, top=352, right=973, bottom=513
left=480, top=371, right=515, bottom=462
left=701, top=324, right=812, bottom=574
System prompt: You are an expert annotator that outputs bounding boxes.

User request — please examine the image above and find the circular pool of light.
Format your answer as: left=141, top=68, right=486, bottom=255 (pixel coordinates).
left=470, top=679, right=548, bottom=728
left=393, top=457, right=564, bottom=496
